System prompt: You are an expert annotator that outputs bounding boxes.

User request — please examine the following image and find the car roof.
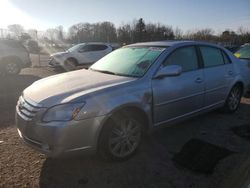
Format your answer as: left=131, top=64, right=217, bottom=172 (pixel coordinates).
left=126, top=40, right=221, bottom=48
left=78, top=42, right=110, bottom=45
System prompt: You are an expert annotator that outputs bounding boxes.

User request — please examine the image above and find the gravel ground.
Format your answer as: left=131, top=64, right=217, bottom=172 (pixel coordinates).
left=1, top=67, right=250, bottom=188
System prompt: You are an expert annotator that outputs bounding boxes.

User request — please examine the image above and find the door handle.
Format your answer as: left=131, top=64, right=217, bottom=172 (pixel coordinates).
left=195, top=77, right=203, bottom=83
left=228, top=71, right=233, bottom=76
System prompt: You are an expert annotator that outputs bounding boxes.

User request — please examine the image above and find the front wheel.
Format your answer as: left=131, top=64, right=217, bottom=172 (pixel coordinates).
left=98, top=112, right=143, bottom=161
left=223, top=84, right=242, bottom=113
left=64, top=58, right=77, bottom=71
left=5, top=62, right=21, bottom=75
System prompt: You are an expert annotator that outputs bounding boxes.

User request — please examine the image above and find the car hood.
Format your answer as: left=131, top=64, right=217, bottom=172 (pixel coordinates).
left=23, top=69, right=135, bottom=107
left=51, top=51, right=69, bottom=57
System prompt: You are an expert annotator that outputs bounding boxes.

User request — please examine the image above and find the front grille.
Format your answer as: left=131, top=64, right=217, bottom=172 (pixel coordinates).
left=17, top=96, right=42, bottom=121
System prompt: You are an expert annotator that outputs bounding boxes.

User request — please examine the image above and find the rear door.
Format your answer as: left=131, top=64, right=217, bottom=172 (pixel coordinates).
left=199, top=46, right=235, bottom=107
left=90, top=44, right=111, bottom=61
left=76, top=44, right=94, bottom=64
left=152, top=46, right=205, bottom=125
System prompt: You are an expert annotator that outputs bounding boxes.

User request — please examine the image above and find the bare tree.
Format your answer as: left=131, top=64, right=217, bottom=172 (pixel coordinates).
left=117, top=24, right=133, bottom=44
left=8, top=24, right=24, bottom=38
left=55, top=25, right=64, bottom=42
left=194, top=28, right=214, bottom=40
left=174, top=27, right=183, bottom=39
left=184, top=28, right=215, bottom=41
left=237, top=26, right=250, bottom=44
left=27, top=29, right=38, bottom=40
left=45, top=28, right=57, bottom=43
left=46, top=19, right=250, bottom=46
left=99, top=22, right=117, bottom=42
left=68, top=22, right=117, bottom=43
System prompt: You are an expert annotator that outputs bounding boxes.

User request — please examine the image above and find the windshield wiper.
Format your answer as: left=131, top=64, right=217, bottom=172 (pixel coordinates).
left=89, top=68, right=116, bottom=75
left=89, top=68, right=140, bottom=78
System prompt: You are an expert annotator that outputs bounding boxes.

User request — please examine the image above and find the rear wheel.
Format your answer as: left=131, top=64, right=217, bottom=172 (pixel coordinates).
left=98, top=111, right=143, bottom=161
left=223, top=84, right=242, bottom=113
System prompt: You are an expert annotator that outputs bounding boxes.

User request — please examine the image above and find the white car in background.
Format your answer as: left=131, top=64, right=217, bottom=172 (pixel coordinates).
left=49, top=42, right=113, bottom=71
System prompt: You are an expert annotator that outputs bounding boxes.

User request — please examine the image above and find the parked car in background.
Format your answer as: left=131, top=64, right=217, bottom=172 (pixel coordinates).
left=49, top=42, right=113, bottom=71
left=16, top=41, right=248, bottom=161
left=0, top=39, right=31, bottom=75
left=235, top=45, right=250, bottom=60
left=224, top=45, right=240, bottom=53
left=234, top=45, right=250, bottom=96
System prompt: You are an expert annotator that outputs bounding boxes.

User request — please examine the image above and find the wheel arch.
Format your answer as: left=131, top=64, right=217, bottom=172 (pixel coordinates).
left=65, top=57, right=78, bottom=65
left=232, top=80, right=245, bottom=95
left=96, top=105, right=151, bottom=150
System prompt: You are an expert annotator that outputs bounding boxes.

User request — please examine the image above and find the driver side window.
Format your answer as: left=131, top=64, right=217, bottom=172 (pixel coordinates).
left=163, top=46, right=199, bottom=72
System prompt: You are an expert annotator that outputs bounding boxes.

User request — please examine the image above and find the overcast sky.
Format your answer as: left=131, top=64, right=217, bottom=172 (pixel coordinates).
left=0, top=0, right=249, bottom=33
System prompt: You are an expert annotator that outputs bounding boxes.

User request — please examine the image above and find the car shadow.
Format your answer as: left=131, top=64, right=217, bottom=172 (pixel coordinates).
left=39, top=102, right=250, bottom=188
left=39, top=138, right=183, bottom=188
left=0, top=74, right=41, bottom=127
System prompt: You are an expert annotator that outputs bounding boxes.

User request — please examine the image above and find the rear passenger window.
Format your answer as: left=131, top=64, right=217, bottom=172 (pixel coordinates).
left=95, top=45, right=108, bottom=51
left=200, top=46, right=224, bottom=67
left=89, top=45, right=107, bottom=51
left=163, top=46, right=198, bottom=72
left=81, top=45, right=108, bottom=52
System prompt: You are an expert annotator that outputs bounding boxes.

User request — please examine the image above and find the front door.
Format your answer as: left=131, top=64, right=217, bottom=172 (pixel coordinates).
left=152, top=46, right=205, bottom=125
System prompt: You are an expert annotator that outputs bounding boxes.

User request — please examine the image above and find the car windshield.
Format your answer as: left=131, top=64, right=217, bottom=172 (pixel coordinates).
left=67, top=44, right=85, bottom=52
left=235, top=46, right=250, bottom=59
left=90, top=46, right=166, bottom=77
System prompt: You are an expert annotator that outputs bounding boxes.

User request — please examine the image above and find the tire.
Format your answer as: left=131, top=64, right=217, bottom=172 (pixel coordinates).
left=5, top=62, right=21, bottom=75
left=223, top=84, right=242, bottom=113
left=98, top=111, right=143, bottom=161
left=64, top=58, right=77, bottom=71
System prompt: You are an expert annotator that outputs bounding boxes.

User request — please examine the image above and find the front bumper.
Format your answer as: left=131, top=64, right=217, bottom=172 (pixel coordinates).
left=16, top=112, right=106, bottom=157
left=48, top=57, right=62, bottom=67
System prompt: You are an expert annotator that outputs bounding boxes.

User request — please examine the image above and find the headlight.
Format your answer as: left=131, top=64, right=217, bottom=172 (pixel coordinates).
left=42, top=102, right=85, bottom=122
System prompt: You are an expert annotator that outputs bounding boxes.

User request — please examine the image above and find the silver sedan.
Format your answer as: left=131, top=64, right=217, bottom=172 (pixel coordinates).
left=16, top=41, right=249, bottom=160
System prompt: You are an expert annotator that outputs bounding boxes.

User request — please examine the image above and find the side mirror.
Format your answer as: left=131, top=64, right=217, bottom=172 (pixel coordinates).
left=154, top=65, right=182, bottom=79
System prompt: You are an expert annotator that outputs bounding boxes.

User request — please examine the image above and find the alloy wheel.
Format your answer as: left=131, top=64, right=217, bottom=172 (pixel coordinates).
left=228, top=86, right=241, bottom=111
left=5, top=62, right=20, bottom=74
left=108, top=118, right=141, bottom=158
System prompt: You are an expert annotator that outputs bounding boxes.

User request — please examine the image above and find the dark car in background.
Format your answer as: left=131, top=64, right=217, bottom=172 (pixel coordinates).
left=224, top=45, right=240, bottom=53
left=0, top=39, right=31, bottom=75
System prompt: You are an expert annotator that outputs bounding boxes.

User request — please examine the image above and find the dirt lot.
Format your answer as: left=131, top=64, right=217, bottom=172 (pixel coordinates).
left=1, top=67, right=250, bottom=188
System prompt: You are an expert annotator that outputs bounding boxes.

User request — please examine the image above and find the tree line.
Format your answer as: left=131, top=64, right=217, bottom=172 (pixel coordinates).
left=3, top=18, right=250, bottom=46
